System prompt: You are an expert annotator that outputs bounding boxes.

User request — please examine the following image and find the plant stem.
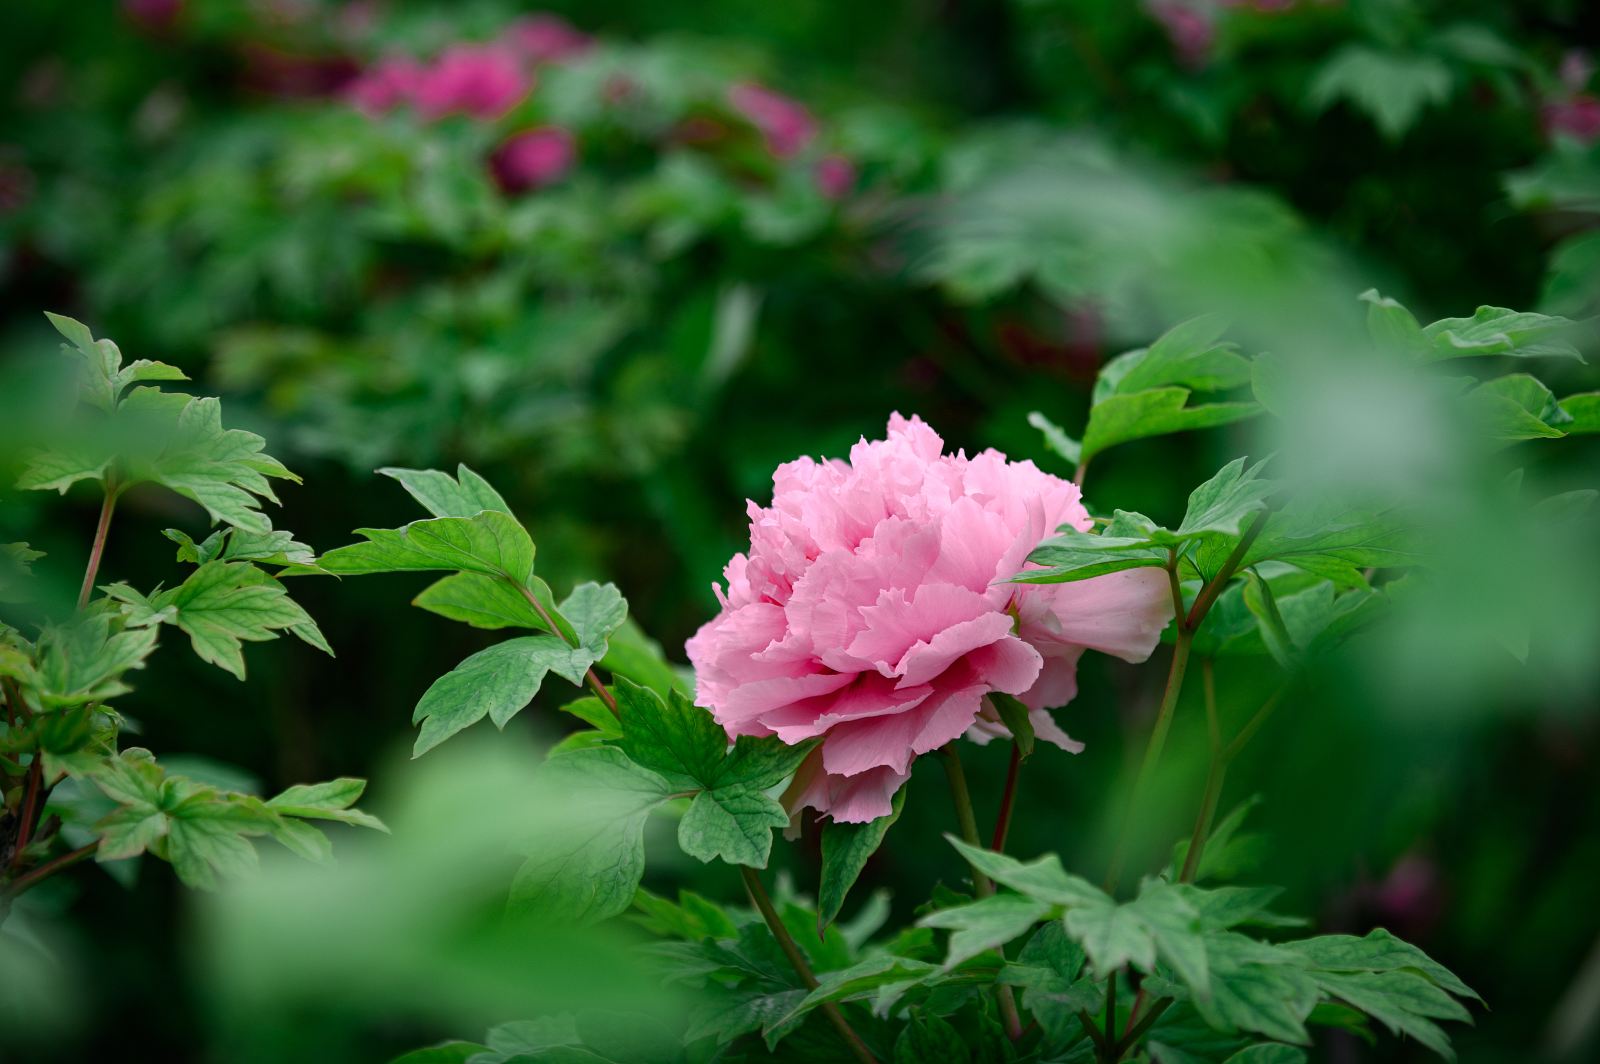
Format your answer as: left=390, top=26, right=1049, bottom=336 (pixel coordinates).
left=940, top=744, right=992, bottom=897
left=3, top=842, right=98, bottom=901
left=78, top=484, right=118, bottom=610
left=1104, top=969, right=1118, bottom=1054
left=740, top=866, right=877, bottom=1064
left=1183, top=509, right=1267, bottom=632
left=1113, top=996, right=1172, bottom=1057
left=1103, top=627, right=1191, bottom=893
left=513, top=582, right=619, bottom=716
left=940, top=743, right=1026, bottom=1040
left=1223, top=684, right=1287, bottom=763
left=10, top=760, right=42, bottom=869
left=991, top=742, right=1023, bottom=852
left=1179, top=683, right=1288, bottom=884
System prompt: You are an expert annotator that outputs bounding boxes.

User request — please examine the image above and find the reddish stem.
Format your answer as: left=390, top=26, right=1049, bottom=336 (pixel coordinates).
left=991, top=742, right=1023, bottom=852
left=78, top=485, right=118, bottom=610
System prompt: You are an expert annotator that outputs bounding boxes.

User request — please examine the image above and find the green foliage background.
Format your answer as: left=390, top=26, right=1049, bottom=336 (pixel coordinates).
left=2, top=0, right=1599, bottom=1060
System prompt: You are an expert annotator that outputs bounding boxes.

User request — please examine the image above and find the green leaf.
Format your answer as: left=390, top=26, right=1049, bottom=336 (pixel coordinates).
left=1468, top=373, right=1572, bottom=440
left=1189, top=934, right=1320, bottom=1045
left=679, top=786, right=790, bottom=867
left=122, top=393, right=300, bottom=535
left=106, top=561, right=331, bottom=680
left=409, top=634, right=588, bottom=755
left=509, top=747, right=672, bottom=924
left=614, top=681, right=727, bottom=790
left=1279, top=928, right=1478, bottom=1001
left=819, top=787, right=906, bottom=931
left=411, top=571, right=555, bottom=631
left=1022, top=458, right=1271, bottom=585
left=1103, top=314, right=1250, bottom=396
left=377, top=464, right=512, bottom=519
left=1421, top=306, right=1583, bottom=362
left=1310, top=47, right=1453, bottom=139
left=1222, top=1045, right=1308, bottom=1064
left=920, top=893, right=1052, bottom=968
left=1239, top=500, right=1419, bottom=587
left=164, top=526, right=318, bottom=570
left=25, top=614, right=159, bottom=709
left=1305, top=970, right=1467, bottom=1058
left=684, top=989, right=809, bottom=1047
left=894, top=1014, right=971, bottom=1063
left=1559, top=391, right=1600, bottom=433
left=1081, top=389, right=1259, bottom=466
left=989, top=693, right=1036, bottom=758
left=320, top=510, right=535, bottom=583
left=946, top=836, right=1106, bottom=909
left=45, top=312, right=187, bottom=410
left=763, top=955, right=939, bottom=1046
left=599, top=617, right=689, bottom=696
left=1242, top=572, right=1298, bottom=671
left=387, top=1043, right=490, bottom=1064
left=1027, top=411, right=1081, bottom=468
left=0, top=543, right=45, bottom=604
left=266, top=778, right=388, bottom=832
left=1359, top=290, right=1426, bottom=356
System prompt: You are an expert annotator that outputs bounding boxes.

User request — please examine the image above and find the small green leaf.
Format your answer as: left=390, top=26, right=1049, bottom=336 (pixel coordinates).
left=1559, top=391, right=1600, bottom=433
left=377, top=464, right=512, bottom=519
left=614, top=681, right=727, bottom=791
left=1359, top=290, right=1426, bottom=356
left=266, top=778, right=388, bottom=832
left=1027, top=411, right=1081, bottom=468
left=920, top=892, right=1053, bottom=968
left=1081, top=389, right=1259, bottom=466
left=26, top=614, right=159, bottom=709
left=945, top=836, right=1107, bottom=908
left=989, top=693, right=1036, bottom=758
left=412, top=571, right=555, bottom=631
left=1106, top=314, right=1250, bottom=396
left=1222, top=1044, right=1309, bottom=1064
left=1468, top=373, right=1572, bottom=440
left=106, top=561, right=331, bottom=680
left=0, top=543, right=45, bottom=604
left=893, top=1014, right=971, bottom=1063
left=679, top=786, right=789, bottom=868
left=1310, top=47, right=1452, bottom=139
left=819, top=786, right=906, bottom=931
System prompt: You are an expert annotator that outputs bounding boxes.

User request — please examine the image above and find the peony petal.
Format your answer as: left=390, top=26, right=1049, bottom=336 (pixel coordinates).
left=1031, top=568, right=1173, bottom=663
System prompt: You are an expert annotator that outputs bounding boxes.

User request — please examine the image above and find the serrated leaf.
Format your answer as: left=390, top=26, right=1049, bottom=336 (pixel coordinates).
left=106, top=561, right=330, bottom=680
left=44, top=312, right=187, bottom=410
left=1107, top=314, right=1250, bottom=396
left=946, top=836, right=1107, bottom=909
left=409, top=634, right=588, bottom=755
left=1310, top=47, right=1452, bottom=139
left=894, top=1013, right=971, bottom=1063
left=164, top=526, right=318, bottom=569
left=920, top=893, right=1052, bottom=968
left=1279, top=928, right=1477, bottom=1002
left=0, top=543, right=45, bottom=604
left=762, top=955, right=938, bottom=1046
left=509, top=747, right=672, bottom=924
left=684, top=989, right=809, bottom=1047
left=378, top=464, right=512, bottom=519
left=266, top=777, right=387, bottom=832
left=320, top=510, right=536, bottom=583
left=819, top=787, right=906, bottom=931
left=679, top=786, right=790, bottom=867
left=1222, top=1045, right=1308, bottom=1064
left=614, top=680, right=726, bottom=790
left=27, top=614, right=159, bottom=709
left=1306, top=970, right=1466, bottom=1058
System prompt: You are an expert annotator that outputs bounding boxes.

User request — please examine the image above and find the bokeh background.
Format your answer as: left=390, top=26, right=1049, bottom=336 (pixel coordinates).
left=2, top=1, right=1599, bottom=1061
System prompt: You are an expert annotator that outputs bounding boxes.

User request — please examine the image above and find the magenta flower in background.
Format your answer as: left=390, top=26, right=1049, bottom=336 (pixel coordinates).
left=504, top=14, right=592, bottom=64
left=728, top=82, right=818, bottom=158
left=490, top=127, right=576, bottom=193
left=1544, top=95, right=1600, bottom=144
left=685, top=415, right=1172, bottom=823
left=1147, top=1, right=1215, bottom=69
left=345, top=56, right=424, bottom=115
left=122, top=0, right=183, bottom=31
left=814, top=153, right=857, bottom=200
left=413, top=44, right=530, bottom=121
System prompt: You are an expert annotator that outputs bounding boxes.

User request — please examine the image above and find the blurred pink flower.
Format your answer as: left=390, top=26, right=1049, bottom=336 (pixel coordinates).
left=491, top=126, right=576, bottom=193
left=814, top=153, right=857, bottom=200
left=122, top=0, right=182, bottom=31
left=504, top=14, right=592, bottom=64
left=1545, top=94, right=1600, bottom=144
left=345, top=56, right=424, bottom=115
left=685, top=414, right=1172, bottom=823
left=414, top=44, right=530, bottom=121
left=1148, top=1, right=1215, bottom=69
left=728, top=82, right=818, bottom=158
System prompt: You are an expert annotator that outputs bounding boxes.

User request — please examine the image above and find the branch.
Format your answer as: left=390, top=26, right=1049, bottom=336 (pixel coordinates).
left=512, top=581, right=619, bottom=716
left=78, top=483, right=118, bottom=610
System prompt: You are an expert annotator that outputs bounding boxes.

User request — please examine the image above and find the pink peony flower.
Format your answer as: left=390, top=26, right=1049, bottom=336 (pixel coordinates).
left=814, top=153, right=857, bottom=200
left=346, top=56, right=424, bottom=115
left=686, top=414, right=1172, bottom=822
left=413, top=44, right=530, bottom=121
left=504, top=14, right=592, bottom=64
left=491, top=126, right=576, bottom=193
left=728, top=82, right=818, bottom=158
